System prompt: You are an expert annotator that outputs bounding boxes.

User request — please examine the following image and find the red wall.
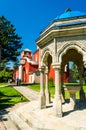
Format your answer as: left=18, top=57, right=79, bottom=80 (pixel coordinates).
left=13, top=69, right=19, bottom=82
left=22, top=61, right=38, bottom=83
left=22, top=61, right=30, bottom=83
left=48, top=64, right=55, bottom=82
left=34, top=50, right=39, bottom=63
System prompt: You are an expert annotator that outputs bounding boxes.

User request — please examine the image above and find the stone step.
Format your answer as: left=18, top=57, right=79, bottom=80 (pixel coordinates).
left=3, top=115, right=18, bottom=130
left=9, top=112, right=32, bottom=130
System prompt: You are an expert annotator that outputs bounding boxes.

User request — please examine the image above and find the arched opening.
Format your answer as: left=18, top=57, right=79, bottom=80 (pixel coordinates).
left=42, top=51, right=55, bottom=104
left=68, top=61, right=79, bottom=83
left=61, top=48, right=84, bottom=108
left=61, top=48, right=83, bottom=83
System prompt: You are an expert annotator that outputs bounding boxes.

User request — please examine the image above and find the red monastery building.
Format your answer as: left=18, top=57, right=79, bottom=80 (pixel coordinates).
left=13, top=48, right=69, bottom=84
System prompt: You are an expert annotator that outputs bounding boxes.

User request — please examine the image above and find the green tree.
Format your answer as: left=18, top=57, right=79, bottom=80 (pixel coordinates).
left=13, top=59, right=19, bottom=70
left=71, top=63, right=79, bottom=82
left=0, top=69, right=13, bottom=82
left=0, top=16, right=23, bottom=82
left=83, top=68, right=86, bottom=84
left=0, top=16, right=23, bottom=64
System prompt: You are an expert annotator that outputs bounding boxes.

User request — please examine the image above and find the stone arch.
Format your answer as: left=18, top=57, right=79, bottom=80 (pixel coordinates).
left=40, top=48, right=53, bottom=106
left=58, top=44, right=85, bottom=107
left=58, top=43, right=84, bottom=63
left=41, top=48, right=52, bottom=68
left=61, top=48, right=83, bottom=82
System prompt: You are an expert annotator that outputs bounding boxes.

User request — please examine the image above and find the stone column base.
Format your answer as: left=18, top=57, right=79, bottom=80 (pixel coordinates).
left=45, top=91, right=51, bottom=105
left=61, top=93, right=65, bottom=103
left=39, top=94, right=46, bottom=109
left=53, top=96, right=62, bottom=117
left=70, top=94, right=75, bottom=110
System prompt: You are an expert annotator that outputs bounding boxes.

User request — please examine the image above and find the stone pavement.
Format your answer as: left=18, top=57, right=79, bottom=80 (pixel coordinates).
left=9, top=100, right=86, bottom=130
left=13, top=85, right=39, bottom=101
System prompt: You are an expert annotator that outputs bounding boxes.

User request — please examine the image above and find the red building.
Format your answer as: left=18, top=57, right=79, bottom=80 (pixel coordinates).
left=13, top=48, right=69, bottom=84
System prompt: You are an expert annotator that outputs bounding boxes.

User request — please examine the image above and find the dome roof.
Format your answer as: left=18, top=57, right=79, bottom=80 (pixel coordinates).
left=55, top=8, right=86, bottom=20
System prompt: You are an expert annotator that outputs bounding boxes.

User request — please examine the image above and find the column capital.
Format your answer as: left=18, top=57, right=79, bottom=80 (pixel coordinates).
left=45, top=67, right=49, bottom=74
left=39, top=66, right=45, bottom=72
left=52, top=63, right=61, bottom=69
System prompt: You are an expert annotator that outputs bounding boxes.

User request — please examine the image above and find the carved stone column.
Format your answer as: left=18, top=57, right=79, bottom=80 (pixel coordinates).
left=45, top=67, right=51, bottom=105
left=52, top=63, right=62, bottom=117
left=39, top=67, right=46, bottom=109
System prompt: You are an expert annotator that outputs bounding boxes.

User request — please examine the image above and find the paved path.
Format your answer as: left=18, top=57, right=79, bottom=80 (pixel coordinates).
left=0, top=84, right=39, bottom=130
left=13, top=85, right=39, bottom=101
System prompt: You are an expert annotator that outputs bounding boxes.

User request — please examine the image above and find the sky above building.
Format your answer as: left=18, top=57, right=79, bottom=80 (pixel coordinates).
left=0, top=0, right=86, bottom=53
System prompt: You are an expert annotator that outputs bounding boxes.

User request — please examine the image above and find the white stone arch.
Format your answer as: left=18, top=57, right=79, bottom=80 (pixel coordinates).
left=58, top=43, right=85, bottom=63
left=41, top=47, right=53, bottom=67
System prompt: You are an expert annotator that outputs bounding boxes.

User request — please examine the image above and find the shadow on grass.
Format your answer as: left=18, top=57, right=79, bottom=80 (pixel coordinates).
left=0, top=91, right=28, bottom=110
left=0, top=96, right=14, bottom=111
left=0, top=98, right=14, bottom=122
left=0, top=92, right=5, bottom=97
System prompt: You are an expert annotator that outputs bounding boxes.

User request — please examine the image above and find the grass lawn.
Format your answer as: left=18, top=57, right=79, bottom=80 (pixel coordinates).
left=0, top=84, right=28, bottom=110
left=27, top=83, right=55, bottom=98
left=27, top=83, right=40, bottom=92
left=26, top=83, right=86, bottom=99
left=0, top=83, right=9, bottom=87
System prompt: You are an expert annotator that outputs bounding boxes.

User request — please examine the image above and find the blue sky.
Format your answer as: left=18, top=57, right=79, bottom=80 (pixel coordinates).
left=0, top=0, right=86, bottom=53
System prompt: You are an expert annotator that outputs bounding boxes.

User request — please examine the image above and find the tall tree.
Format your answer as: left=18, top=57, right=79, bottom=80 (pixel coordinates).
left=0, top=16, right=23, bottom=65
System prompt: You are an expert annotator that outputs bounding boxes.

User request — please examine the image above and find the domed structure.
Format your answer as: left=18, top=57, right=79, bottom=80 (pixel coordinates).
left=55, top=8, right=86, bottom=20
left=36, top=9, right=86, bottom=118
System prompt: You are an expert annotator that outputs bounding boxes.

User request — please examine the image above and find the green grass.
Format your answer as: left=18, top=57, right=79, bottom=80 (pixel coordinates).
left=27, top=83, right=55, bottom=97
left=0, top=85, right=28, bottom=110
left=27, top=83, right=40, bottom=92
left=0, top=83, right=9, bottom=87
left=26, top=83, right=86, bottom=99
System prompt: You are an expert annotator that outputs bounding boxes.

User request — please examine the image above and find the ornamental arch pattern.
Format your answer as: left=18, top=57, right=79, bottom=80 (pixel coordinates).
left=58, top=43, right=84, bottom=63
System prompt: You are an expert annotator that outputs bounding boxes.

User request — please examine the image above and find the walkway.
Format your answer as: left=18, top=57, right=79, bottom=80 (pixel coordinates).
left=13, top=85, right=39, bottom=101
left=0, top=84, right=39, bottom=130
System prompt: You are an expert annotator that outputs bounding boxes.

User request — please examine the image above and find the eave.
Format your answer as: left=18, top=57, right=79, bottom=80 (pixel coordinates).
left=36, top=23, right=86, bottom=48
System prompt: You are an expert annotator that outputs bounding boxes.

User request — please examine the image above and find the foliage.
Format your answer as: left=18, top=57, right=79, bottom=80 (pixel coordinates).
left=13, top=59, right=19, bottom=69
left=0, top=16, right=23, bottom=64
left=70, top=63, right=79, bottom=82
left=83, top=68, right=86, bottom=84
left=0, top=69, right=13, bottom=82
